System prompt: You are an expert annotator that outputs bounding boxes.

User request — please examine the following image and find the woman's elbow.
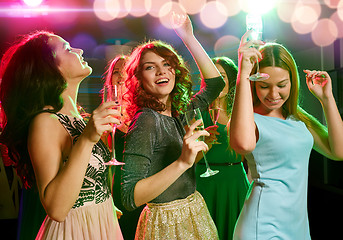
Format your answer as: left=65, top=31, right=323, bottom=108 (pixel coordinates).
left=329, top=152, right=343, bottom=161
left=229, top=138, right=255, bottom=155
left=44, top=206, right=69, bottom=222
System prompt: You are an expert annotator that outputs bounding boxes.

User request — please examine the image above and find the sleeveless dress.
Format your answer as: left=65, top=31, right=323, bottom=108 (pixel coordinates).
left=36, top=113, right=123, bottom=240
left=233, top=113, right=314, bottom=240
left=196, top=111, right=250, bottom=240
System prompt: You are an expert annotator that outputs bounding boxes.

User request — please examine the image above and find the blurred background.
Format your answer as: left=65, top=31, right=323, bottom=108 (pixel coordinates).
left=0, top=0, right=342, bottom=239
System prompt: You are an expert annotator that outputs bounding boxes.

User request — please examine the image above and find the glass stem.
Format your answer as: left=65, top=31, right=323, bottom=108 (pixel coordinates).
left=256, top=60, right=260, bottom=73
left=202, top=151, right=210, bottom=170
left=112, top=126, right=117, bottom=160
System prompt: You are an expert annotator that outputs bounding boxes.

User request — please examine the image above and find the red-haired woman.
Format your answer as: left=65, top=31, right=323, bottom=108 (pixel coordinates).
left=121, top=15, right=225, bottom=239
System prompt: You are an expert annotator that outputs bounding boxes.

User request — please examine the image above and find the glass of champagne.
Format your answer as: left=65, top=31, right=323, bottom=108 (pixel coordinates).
left=184, top=108, right=219, bottom=177
left=103, top=84, right=125, bottom=166
left=209, top=100, right=221, bottom=144
left=246, top=13, right=269, bottom=81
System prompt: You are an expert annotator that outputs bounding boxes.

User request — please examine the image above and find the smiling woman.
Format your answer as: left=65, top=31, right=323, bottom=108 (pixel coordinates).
left=140, top=51, right=176, bottom=103
left=229, top=32, right=343, bottom=240
left=124, top=39, right=192, bottom=119
left=0, top=30, right=124, bottom=239
left=121, top=14, right=225, bottom=239
left=254, top=66, right=291, bottom=115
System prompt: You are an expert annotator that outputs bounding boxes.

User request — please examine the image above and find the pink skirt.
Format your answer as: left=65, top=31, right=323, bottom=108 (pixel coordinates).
left=135, top=191, right=218, bottom=240
left=36, top=197, right=123, bottom=240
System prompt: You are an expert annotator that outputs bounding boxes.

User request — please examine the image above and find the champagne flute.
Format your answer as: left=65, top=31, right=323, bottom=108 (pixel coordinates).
left=246, top=13, right=269, bottom=81
left=208, top=100, right=221, bottom=144
left=103, top=85, right=125, bottom=166
left=184, top=108, right=219, bottom=177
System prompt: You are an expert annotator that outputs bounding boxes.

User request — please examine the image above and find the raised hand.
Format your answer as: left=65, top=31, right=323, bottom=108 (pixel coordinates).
left=238, top=30, right=264, bottom=78
left=303, top=70, right=333, bottom=101
left=172, top=12, right=194, bottom=40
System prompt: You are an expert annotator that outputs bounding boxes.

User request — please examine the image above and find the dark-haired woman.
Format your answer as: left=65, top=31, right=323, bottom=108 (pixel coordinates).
left=196, top=56, right=250, bottom=240
left=121, top=14, right=224, bottom=239
left=0, top=31, right=123, bottom=239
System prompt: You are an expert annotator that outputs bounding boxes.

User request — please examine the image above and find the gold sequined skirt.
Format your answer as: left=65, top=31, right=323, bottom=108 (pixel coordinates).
left=134, top=191, right=219, bottom=240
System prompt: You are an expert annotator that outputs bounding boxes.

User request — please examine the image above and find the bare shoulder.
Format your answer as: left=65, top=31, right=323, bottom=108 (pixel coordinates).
left=28, top=112, right=69, bottom=147
left=30, top=112, right=63, bottom=132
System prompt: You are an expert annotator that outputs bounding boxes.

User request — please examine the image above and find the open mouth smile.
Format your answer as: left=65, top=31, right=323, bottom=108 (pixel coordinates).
left=155, top=78, right=169, bottom=85
left=266, top=98, right=282, bottom=104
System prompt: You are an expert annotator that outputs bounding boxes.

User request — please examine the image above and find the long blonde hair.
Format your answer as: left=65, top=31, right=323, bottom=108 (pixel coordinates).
left=254, top=43, right=327, bottom=136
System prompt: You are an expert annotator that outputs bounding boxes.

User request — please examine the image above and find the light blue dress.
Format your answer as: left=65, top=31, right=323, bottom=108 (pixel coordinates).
left=233, top=113, right=314, bottom=240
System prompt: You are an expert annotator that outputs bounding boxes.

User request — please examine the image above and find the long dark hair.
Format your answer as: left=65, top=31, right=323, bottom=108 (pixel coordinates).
left=211, top=56, right=238, bottom=117
left=0, top=30, right=66, bottom=188
left=125, top=40, right=192, bottom=120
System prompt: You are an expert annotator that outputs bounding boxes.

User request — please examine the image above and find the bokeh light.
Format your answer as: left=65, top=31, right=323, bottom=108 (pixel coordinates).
left=291, top=19, right=317, bottom=35
left=311, top=18, right=338, bottom=47
left=293, top=5, right=320, bottom=25
left=330, top=11, right=343, bottom=38
left=178, top=0, right=206, bottom=15
left=149, top=0, right=171, bottom=18
left=324, top=0, right=340, bottom=9
left=214, top=35, right=240, bottom=57
left=277, top=1, right=297, bottom=23
left=217, top=0, right=241, bottom=17
left=199, top=1, right=228, bottom=29
left=114, top=0, right=130, bottom=18
left=129, top=0, right=149, bottom=17
left=158, top=2, right=186, bottom=29
left=290, top=2, right=320, bottom=35
left=93, top=0, right=118, bottom=21
left=337, top=0, right=343, bottom=21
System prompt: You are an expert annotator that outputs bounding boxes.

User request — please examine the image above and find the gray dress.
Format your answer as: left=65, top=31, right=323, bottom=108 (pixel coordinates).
left=121, top=76, right=225, bottom=210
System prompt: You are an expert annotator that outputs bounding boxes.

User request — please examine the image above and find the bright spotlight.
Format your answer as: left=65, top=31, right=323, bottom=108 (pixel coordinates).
left=23, top=0, right=43, bottom=7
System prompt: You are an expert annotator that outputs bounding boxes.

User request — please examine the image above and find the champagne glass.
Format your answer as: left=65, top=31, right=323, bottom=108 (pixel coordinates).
left=246, top=13, right=269, bottom=81
left=208, top=100, right=221, bottom=144
left=103, top=85, right=125, bottom=166
left=184, top=108, right=219, bottom=177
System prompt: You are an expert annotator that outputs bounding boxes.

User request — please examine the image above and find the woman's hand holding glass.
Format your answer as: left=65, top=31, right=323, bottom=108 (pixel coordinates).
left=102, top=85, right=125, bottom=166
left=238, top=30, right=264, bottom=81
left=246, top=14, right=269, bottom=81
left=184, top=108, right=219, bottom=177
left=180, top=119, right=210, bottom=169
left=82, top=101, right=122, bottom=145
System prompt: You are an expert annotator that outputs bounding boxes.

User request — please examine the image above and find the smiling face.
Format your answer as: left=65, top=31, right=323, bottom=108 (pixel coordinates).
left=140, top=50, right=176, bottom=104
left=254, top=66, right=291, bottom=117
left=111, top=58, right=126, bottom=85
left=48, top=35, right=92, bottom=82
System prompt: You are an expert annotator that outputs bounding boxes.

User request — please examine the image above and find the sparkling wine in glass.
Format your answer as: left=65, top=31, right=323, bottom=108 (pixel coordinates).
left=103, top=85, right=125, bottom=166
left=185, top=108, right=219, bottom=178
left=208, top=107, right=221, bottom=144
left=209, top=108, right=220, bottom=125
left=246, top=13, right=269, bottom=81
